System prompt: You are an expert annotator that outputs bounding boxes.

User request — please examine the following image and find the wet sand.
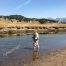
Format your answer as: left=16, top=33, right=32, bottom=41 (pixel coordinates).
left=26, top=48, right=66, bottom=66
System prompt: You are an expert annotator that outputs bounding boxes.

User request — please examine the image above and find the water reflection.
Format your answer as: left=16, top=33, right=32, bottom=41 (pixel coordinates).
left=32, top=48, right=39, bottom=61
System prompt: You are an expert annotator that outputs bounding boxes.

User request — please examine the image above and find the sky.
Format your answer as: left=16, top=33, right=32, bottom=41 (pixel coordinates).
left=0, top=0, right=66, bottom=18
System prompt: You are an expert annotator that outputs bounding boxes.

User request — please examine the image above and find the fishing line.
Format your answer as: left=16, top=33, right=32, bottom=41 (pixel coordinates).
left=3, top=36, right=21, bottom=56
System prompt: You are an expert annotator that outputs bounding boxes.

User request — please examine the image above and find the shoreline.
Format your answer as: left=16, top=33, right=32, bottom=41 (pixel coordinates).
left=0, top=28, right=66, bottom=35
left=0, top=31, right=66, bottom=38
left=26, top=48, right=66, bottom=66
left=0, top=22, right=66, bottom=35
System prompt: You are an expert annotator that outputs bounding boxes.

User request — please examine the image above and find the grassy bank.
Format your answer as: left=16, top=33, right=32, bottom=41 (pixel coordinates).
left=0, top=21, right=66, bottom=34
left=0, top=21, right=66, bottom=28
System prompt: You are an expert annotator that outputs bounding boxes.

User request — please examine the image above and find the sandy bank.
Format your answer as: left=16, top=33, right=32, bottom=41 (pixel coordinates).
left=26, top=48, right=66, bottom=66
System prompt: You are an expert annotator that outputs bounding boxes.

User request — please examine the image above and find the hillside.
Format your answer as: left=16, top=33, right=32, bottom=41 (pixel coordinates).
left=0, top=15, right=57, bottom=23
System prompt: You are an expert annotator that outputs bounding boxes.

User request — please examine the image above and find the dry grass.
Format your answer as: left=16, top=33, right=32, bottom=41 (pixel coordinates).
left=0, top=21, right=66, bottom=28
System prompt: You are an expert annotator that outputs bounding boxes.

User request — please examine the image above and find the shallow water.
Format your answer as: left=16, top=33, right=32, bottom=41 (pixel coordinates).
left=0, top=34, right=66, bottom=66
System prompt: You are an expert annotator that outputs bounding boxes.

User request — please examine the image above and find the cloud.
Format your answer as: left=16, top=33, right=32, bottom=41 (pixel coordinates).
left=13, top=0, right=31, bottom=11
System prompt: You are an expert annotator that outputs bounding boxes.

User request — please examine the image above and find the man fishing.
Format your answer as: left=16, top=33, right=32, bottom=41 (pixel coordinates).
left=32, top=30, right=39, bottom=51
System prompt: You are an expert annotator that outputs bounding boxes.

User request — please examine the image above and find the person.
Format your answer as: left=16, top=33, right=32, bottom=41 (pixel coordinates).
left=32, top=30, right=39, bottom=51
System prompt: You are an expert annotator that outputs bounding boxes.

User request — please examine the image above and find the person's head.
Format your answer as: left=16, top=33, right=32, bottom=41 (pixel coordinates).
left=34, top=30, right=37, bottom=33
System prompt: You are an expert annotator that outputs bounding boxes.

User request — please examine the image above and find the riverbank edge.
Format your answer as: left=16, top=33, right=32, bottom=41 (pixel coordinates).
left=25, top=48, right=66, bottom=66
left=0, top=29, right=66, bottom=37
left=0, top=28, right=66, bottom=34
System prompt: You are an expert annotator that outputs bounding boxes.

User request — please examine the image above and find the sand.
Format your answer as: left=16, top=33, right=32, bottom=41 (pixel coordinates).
left=26, top=48, right=66, bottom=66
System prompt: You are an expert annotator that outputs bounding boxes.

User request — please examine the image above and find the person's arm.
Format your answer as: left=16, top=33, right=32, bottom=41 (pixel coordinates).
left=35, top=33, right=39, bottom=40
left=32, top=34, right=35, bottom=41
